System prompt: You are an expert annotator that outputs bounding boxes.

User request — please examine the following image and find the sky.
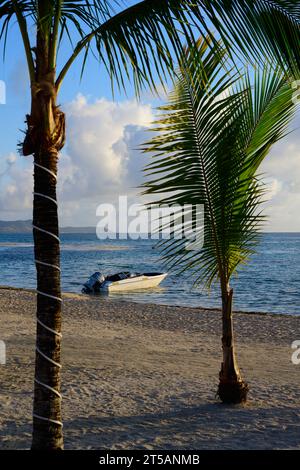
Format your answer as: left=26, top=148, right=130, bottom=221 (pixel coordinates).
left=0, top=17, right=299, bottom=232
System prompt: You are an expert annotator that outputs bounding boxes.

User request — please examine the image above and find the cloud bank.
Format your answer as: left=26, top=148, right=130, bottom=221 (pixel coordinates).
left=0, top=95, right=299, bottom=231
left=0, top=95, right=153, bottom=225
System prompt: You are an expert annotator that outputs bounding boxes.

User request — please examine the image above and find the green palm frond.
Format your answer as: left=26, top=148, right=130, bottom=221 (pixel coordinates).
left=58, top=0, right=300, bottom=92
left=240, top=67, right=296, bottom=171
left=205, top=0, right=300, bottom=76
left=3, top=1, right=300, bottom=96
left=142, top=37, right=297, bottom=289
left=56, top=0, right=204, bottom=94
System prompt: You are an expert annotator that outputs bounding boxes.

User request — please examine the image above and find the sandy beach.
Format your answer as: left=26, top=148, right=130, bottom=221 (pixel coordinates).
left=0, top=286, right=299, bottom=450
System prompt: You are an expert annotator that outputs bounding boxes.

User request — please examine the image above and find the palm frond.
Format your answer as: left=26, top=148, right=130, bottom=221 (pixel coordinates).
left=142, top=37, right=297, bottom=289
left=205, top=0, right=300, bottom=76
left=2, top=1, right=300, bottom=95
left=61, top=1, right=300, bottom=90
left=56, top=0, right=205, bottom=94
left=240, top=66, right=296, bottom=171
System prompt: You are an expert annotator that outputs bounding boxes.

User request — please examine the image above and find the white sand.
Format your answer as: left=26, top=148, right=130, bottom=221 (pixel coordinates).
left=0, top=287, right=299, bottom=450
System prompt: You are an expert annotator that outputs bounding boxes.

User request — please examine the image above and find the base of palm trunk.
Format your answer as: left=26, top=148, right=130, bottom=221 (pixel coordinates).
left=218, top=378, right=249, bottom=404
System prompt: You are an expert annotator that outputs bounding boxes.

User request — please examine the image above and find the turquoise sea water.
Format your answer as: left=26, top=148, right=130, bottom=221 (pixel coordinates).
left=0, top=232, right=299, bottom=315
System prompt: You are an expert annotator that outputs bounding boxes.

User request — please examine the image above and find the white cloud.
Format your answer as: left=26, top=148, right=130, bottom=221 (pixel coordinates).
left=263, top=177, right=282, bottom=201
left=60, top=95, right=152, bottom=198
left=57, top=95, right=153, bottom=225
left=0, top=96, right=153, bottom=225
left=261, top=132, right=300, bottom=232
left=0, top=95, right=299, bottom=231
left=0, top=153, right=32, bottom=216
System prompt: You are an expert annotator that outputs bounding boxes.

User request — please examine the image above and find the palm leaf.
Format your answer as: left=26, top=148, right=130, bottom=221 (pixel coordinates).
left=205, top=0, right=300, bottom=76
left=56, top=0, right=205, bottom=94
left=56, top=1, right=300, bottom=92
left=142, top=37, right=297, bottom=290
left=2, top=1, right=300, bottom=94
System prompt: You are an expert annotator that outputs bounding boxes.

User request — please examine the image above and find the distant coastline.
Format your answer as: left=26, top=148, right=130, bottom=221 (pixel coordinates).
left=0, top=220, right=299, bottom=235
left=0, top=220, right=96, bottom=234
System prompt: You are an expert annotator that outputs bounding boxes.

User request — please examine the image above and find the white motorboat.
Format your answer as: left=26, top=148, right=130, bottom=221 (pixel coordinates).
left=82, top=272, right=167, bottom=294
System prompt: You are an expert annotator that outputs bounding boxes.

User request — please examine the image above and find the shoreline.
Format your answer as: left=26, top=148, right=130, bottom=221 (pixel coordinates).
left=0, top=284, right=297, bottom=319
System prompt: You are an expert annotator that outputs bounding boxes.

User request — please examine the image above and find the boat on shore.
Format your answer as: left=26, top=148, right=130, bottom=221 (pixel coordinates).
left=82, top=271, right=167, bottom=293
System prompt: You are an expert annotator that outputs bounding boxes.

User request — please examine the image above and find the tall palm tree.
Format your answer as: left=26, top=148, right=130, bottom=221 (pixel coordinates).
left=0, top=0, right=208, bottom=451
left=142, top=38, right=297, bottom=404
left=0, top=0, right=299, bottom=451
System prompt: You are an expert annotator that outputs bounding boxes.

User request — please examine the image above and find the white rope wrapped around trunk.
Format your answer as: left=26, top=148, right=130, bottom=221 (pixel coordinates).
left=33, top=162, right=63, bottom=428
left=32, top=225, right=60, bottom=242
left=34, top=162, right=57, bottom=181
left=35, top=260, right=61, bottom=271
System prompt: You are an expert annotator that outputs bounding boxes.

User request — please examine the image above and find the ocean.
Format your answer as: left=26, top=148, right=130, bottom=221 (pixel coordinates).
left=0, top=232, right=299, bottom=315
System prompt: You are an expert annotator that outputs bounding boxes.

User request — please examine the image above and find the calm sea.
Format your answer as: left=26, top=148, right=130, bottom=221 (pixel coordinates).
left=0, top=232, right=299, bottom=315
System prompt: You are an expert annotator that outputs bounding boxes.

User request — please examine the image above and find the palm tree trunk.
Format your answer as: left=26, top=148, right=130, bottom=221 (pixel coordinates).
left=218, top=287, right=249, bottom=404
left=31, top=145, right=64, bottom=449
left=23, top=45, right=66, bottom=445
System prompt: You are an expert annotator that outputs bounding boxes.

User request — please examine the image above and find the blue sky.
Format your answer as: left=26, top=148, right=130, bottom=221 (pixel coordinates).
left=0, top=24, right=137, bottom=152
left=0, top=15, right=299, bottom=231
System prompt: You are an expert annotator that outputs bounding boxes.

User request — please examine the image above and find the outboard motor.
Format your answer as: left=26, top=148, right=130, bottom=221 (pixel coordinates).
left=82, top=272, right=105, bottom=294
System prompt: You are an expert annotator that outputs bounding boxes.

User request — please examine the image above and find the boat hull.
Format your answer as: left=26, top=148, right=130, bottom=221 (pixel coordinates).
left=101, top=273, right=168, bottom=292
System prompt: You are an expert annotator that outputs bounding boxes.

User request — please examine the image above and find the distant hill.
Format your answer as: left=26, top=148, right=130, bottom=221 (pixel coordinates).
left=0, top=220, right=32, bottom=233
left=60, top=226, right=96, bottom=234
left=0, top=220, right=96, bottom=234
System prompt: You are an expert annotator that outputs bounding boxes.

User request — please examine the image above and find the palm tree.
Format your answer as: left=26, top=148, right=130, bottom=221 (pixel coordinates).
left=0, top=0, right=299, bottom=451
left=142, top=38, right=297, bottom=404
left=0, top=0, right=210, bottom=451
